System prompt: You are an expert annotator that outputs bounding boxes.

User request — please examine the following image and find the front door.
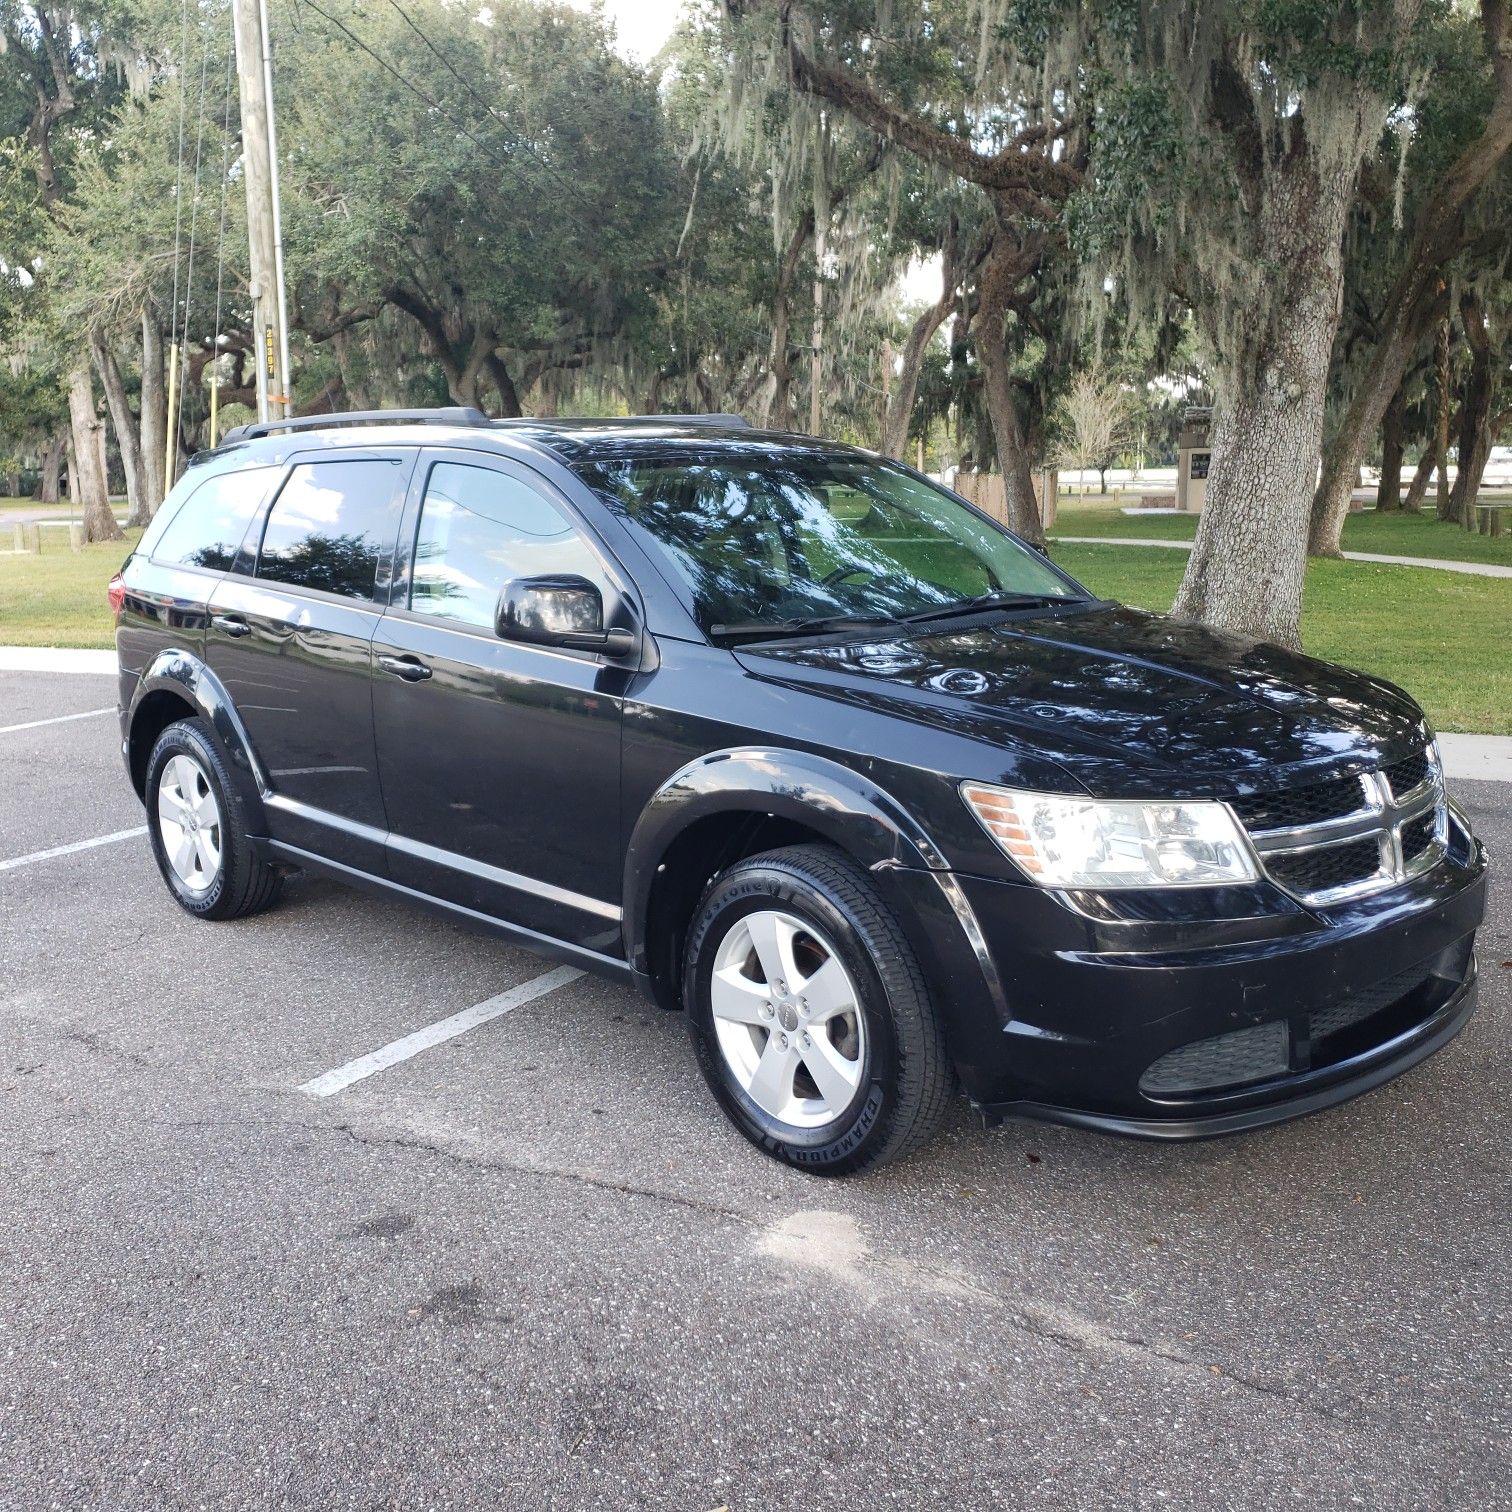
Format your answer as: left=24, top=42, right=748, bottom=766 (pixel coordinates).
left=205, top=450, right=413, bottom=871
left=371, top=451, right=626, bottom=955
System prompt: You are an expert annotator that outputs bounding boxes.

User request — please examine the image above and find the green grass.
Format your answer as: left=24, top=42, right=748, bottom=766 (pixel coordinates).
left=1050, top=498, right=1512, bottom=566
left=1, top=526, right=1506, bottom=735
left=1053, top=543, right=1512, bottom=736
left=0, top=529, right=140, bottom=648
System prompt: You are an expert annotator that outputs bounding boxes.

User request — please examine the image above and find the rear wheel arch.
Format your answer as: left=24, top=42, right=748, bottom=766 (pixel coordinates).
left=127, top=687, right=199, bottom=797
left=127, top=652, right=267, bottom=825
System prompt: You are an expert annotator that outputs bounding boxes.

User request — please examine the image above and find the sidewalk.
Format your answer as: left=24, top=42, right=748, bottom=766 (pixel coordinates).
left=1054, top=535, right=1512, bottom=580
left=2, top=647, right=1506, bottom=781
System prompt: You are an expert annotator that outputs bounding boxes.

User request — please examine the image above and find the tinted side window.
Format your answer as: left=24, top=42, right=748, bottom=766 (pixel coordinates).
left=411, top=463, right=604, bottom=628
left=151, top=468, right=275, bottom=571
left=256, top=459, right=404, bottom=600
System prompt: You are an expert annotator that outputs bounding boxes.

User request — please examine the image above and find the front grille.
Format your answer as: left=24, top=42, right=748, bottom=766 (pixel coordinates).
left=1308, top=964, right=1431, bottom=1041
left=1265, top=839, right=1382, bottom=895
left=1139, top=1021, right=1289, bottom=1097
left=1229, top=773, right=1366, bottom=832
left=1383, top=750, right=1429, bottom=799
left=1232, top=745, right=1445, bottom=905
left=1401, top=812, right=1438, bottom=862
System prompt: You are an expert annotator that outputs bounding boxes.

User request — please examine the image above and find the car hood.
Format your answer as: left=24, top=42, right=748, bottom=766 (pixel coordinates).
left=734, top=604, right=1432, bottom=797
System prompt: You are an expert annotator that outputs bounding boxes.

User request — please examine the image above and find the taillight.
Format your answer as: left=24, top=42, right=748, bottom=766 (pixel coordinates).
left=107, top=573, right=126, bottom=619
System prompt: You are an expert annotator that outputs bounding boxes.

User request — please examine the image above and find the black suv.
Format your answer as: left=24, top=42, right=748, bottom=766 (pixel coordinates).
left=113, top=409, right=1486, bottom=1173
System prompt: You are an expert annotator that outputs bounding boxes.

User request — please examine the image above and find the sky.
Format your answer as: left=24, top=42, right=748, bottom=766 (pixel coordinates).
left=573, top=0, right=686, bottom=62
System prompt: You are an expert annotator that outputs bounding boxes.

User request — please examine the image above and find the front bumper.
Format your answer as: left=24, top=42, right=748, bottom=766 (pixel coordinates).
left=888, top=815, right=1487, bottom=1140
left=983, top=958, right=1477, bottom=1139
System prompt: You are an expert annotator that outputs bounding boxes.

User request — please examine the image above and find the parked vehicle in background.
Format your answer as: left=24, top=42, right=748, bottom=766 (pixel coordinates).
left=111, top=410, right=1486, bottom=1173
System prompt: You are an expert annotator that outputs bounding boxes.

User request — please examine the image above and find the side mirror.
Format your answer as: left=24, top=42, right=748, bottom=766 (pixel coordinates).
left=496, top=574, right=636, bottom=656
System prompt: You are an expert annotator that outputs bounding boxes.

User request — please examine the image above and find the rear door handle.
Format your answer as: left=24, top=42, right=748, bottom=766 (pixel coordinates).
left=378, top=654, right=432, bottom=683
left=212, top=614, right=251, bottom=638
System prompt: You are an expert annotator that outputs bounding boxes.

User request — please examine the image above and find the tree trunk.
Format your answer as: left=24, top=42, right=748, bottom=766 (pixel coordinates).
left=1401, top=447, right=1435, bottom=512
left=881, top=294, right=951, bottom=460
left=486, top=353, right=523, bottom=418
left=974, top=323, right=1044, bottom=544
left=92, top=329, right=150, bottom=528
left=39, top=432, right=66, bottom=503
left=759, top=212, right=812, bottom=432
left=1447, top=301, right=1496, bottom=527
left=883, top=234, right=959, bottom=461
left=1375, top=385, right=1408, bottom=511
left=1435, top=316, right=1454, bottom=520
left=67, top=359, right=123, bottom=542
left=1307, top=2, right=1512, bottom=553
left=140, top=308, right=167, bottom=515
left=972, top=234, right=1044, bottom=543
left=1173, top=176, right=1348, bottom=648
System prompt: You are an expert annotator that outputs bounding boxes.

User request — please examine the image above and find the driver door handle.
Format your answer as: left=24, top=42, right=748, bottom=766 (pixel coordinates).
left=378, top=654, right=432, bottom=683
left=211, top=614, right=252, bottom=638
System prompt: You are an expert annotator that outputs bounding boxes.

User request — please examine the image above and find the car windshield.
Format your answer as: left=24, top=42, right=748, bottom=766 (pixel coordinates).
left=577, top=451, right=1087, bottom=639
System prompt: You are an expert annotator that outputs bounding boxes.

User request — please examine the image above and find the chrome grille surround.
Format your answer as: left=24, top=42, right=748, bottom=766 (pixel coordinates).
left=1233, top=747, right=1448, bottom=907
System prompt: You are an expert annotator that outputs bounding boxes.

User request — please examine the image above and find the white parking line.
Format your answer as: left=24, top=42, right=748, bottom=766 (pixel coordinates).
left=0, top=706, right=114, bottom=736
left=0, top=825, right=149, bottom=874
left=297, top=964, right=584, bottom=1098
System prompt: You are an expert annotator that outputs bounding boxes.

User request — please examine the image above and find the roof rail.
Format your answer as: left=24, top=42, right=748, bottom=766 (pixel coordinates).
left=220, top=406, right=490, bottom=445
left=635, top=413, right=751, bottom=428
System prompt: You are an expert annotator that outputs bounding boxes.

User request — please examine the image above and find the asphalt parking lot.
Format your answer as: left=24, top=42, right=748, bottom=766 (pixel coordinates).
left=2, top=665, right=1508, bottom=1509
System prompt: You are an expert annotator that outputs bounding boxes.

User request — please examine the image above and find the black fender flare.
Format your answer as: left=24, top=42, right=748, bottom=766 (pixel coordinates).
left=126, top=649, right=269, bottom=824
left=622, top=747, right=1009, bottom=1030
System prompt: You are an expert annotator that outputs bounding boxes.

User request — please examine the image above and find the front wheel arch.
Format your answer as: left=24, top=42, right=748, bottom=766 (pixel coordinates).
left=624, top=748, right=948, bottom=1012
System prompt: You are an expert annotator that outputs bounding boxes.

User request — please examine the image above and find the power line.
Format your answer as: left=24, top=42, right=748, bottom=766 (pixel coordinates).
left=293, top=0, right=602, bottom=244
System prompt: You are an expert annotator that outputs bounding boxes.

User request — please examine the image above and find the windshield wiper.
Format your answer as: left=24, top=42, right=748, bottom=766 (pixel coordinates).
left=897, top=590, right=1070, bottom=625
left=708, top=612, right=902, bottom=644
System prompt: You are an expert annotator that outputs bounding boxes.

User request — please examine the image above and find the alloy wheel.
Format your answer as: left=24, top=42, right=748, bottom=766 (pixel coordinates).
left=156, top=753, right=223, bottom=894
left=708, top=908, right=867, bottom=1128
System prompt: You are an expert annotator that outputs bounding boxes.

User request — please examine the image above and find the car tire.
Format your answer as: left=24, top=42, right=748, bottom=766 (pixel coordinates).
left=683, top=843, right=952, bottom=1175
left=145, top=717, right=282, bottom=921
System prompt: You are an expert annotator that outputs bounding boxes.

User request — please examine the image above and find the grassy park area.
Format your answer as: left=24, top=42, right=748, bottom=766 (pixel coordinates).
left=1052, top=543, right=1510, bottom=736
left=1, top=514, right=1505, bottom=734
left=0, top=529, right=141, bottom=648
left=1051, top=498, right=1512, bottom=566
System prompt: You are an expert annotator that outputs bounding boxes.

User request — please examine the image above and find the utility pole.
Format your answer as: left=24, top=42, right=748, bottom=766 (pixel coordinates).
left=231, top=0, right=291, bottom=421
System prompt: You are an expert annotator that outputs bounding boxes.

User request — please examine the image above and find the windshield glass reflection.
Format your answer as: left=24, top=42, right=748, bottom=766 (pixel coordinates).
left=579, top=453, right=1083, bottom=636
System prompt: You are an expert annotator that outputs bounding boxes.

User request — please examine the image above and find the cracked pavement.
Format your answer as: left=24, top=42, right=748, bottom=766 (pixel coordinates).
left=1, top=668, right=1508, bottom=1509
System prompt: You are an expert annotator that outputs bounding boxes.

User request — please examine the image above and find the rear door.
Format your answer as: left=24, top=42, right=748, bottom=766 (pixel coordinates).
left=205, top=449, right=414, bottom=871
left=370, top=449, right=626, bottom=953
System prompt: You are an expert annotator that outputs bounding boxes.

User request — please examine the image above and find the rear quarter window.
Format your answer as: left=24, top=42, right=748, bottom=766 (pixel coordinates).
left=150, top=467, right=277, bottom=571
left=255, top=458, right=406, bottom=600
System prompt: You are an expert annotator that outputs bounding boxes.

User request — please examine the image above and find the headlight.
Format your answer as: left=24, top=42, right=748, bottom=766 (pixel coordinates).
left=960, top=782, right=1259, bottom=889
